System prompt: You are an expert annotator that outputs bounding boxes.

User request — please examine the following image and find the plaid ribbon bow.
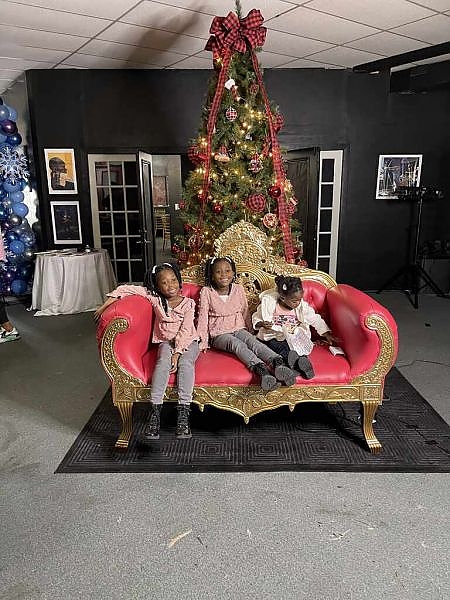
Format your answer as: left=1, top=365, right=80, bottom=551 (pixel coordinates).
left=205, top=9, right=266, bottom=55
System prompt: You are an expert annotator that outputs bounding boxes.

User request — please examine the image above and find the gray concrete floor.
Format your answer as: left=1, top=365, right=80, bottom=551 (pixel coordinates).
left=1, top=292, right=449, bottom=600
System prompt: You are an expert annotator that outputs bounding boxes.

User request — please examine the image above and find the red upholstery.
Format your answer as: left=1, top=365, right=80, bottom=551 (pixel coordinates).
left=97, top=281, right=396, bottom=387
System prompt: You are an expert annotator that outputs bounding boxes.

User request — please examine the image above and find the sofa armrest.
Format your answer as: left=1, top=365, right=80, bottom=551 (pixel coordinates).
left=326, top=284, right=398, bottom=379
left=96, top=295, right=154, bottom=384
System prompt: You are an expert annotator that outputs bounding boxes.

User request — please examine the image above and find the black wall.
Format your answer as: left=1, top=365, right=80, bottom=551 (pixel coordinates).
left=26, top=67, right=450, bottom=289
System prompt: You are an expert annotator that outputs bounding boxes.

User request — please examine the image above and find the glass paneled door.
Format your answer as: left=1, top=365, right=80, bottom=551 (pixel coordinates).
left=88, top=154, right=144, bottom=283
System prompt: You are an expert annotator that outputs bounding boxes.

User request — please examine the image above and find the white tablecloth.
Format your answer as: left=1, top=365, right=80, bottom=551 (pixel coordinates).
left=31, top=249, right=117, bottom=316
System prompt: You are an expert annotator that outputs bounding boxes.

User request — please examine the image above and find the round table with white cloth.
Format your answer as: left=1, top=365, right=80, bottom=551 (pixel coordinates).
left=31, top=249, right=117, bottom=316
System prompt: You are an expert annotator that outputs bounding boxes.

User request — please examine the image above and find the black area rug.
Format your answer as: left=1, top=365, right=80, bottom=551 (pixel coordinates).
left=56, top=369, right=450, bottom=473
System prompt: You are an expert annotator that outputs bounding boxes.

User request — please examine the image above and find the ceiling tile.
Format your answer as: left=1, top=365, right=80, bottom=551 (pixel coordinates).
left=153, top=0, right=296, bottom=20
left=258, top=51, right=299, bottom=67
left=409, top=0, right=450, bottom=10
left=0, top=57, right=54, bottom=69
left=264, top=29, right=335, bottom=57
left=120, top=1, right=213, bottom=38
left=307, top=46, right=382, bottom=67
left=304, top=0, right=435, bottom=29
left=391, top=14, right=450, bottom=43
left=0, top=24, right=89, bottom=51
left=0, top=68, right=23, bottom=78
left=61, top=54, right=159, bottom=69
left=79, top=39, right=185, bottom=66
left=8, top=0, right=140, bottom=19
left=0, top=1, right=111, bottom=36
left=166, top=55, right=212, bottom=69
left=346, top=32, right=428, bottom=54
left=0, top=43, right=71, bottom=63
left=267, top=6, right=379, bottom=44
left=98, top=22, right=206, bottom=54
left=278, top=57, right=341, bottom=68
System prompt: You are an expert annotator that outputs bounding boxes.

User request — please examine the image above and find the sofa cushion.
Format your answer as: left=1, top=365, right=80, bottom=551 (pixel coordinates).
left=140, top=343, right=351, bottom=387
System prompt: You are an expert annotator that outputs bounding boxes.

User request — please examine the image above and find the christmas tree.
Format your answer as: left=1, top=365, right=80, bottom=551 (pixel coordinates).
left=174, top=1, right=300, bottom=266
left=0, top=97, right=35, bottom=296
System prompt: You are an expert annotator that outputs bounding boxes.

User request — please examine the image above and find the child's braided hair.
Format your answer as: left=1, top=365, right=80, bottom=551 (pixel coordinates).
left=143, top=261, right=182, bottom=313
left=204, top=256, right=237, bottom=290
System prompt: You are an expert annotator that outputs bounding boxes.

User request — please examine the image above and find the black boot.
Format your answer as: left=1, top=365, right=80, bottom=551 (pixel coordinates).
left=252, top=362, right=280, bottom=392
left=271, top=356, right=298, bottom=386
left=176, top=404, right=192, bottom=439
left=143, top=404, right=162, bottom=439
left=287, top=350, right=300, bottom=370
left=296, top=355, right=315, bottom=380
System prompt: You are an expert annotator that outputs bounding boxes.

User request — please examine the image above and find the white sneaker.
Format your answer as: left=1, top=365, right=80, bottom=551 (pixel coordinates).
left=0, top=327, right=20, bottom=343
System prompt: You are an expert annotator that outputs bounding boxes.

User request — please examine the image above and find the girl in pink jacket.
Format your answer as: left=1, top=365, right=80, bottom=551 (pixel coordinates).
left=94, top=262, right=199, bottom=440
left=196, top=257, right=298, bottom=391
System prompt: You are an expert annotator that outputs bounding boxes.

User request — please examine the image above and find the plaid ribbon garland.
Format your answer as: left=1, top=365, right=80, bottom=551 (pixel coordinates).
left=250, top=52, right=295, bottom=263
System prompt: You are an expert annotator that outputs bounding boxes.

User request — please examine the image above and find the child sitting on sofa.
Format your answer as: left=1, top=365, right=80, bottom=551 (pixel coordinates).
left=253, top=275, right=338, bottom=380
left=94, top=262, right=199, bottom=440
left=196, top=256, right=298, bottom=391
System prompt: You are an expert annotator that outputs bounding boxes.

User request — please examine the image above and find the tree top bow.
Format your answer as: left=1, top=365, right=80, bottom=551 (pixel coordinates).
left=205, top=9, right=266, bottom=56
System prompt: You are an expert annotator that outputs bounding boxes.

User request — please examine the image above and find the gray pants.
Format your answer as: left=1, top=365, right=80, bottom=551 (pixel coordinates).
left=211, top=329, right=279, bottom=369
left=151, top=340, right=200, bottom=405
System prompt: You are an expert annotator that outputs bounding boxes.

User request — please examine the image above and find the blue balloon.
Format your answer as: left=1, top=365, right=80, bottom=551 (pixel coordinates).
left=12, top=202, right=28, bottom=218
left=0, top=188, right=6, bottom=199
left=10, top=190, right=24, bottom=202
left=6, top=132, right=21, bottom=146
left=10, top=279, right=27, bottom=295
left=0, top=105, right=9, bottom=120
left=0, top=132, right=6, bottom=143
left=5, top=231, right=18, bottom=242
left=21, top=232, right=35, bottom=247
left=18, top=179, right=28, bottom=191
left=3, top=179, right=21, bottom=192
left=18, top=264, right=33, bottom=279
left=9, top=239, right=25, bottom=254
left=0, top=205, right=7, bottom=222
left=5, top=105, right=18, bottom=121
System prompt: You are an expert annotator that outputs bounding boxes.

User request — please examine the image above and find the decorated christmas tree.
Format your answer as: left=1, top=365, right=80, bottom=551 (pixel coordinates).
left=0, top=97, right=35, bottom=296
left=174, top=1, right=301, bottom=266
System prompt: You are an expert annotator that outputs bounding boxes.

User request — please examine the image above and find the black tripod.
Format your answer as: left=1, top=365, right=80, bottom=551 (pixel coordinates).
left=377, top=191, right=447, bottom=309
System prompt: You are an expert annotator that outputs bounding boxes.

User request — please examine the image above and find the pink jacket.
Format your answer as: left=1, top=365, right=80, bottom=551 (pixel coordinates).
left=0, top=231, right=6, bottom=262
left=196, top=283, right=252, bottom=351
left=107, top=285, right=197, bottom=354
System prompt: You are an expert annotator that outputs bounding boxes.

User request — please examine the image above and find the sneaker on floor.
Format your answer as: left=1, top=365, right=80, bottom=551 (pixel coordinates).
left=0, top=327, right=20, bottom=343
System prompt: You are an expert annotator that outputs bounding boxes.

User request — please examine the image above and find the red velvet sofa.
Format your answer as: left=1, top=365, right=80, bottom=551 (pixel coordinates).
left=97, top=222, right=398, bottom=453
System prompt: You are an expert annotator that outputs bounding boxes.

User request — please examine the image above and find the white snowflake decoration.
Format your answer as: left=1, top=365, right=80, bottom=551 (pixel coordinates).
left=0, top=146, right=29, bottom=183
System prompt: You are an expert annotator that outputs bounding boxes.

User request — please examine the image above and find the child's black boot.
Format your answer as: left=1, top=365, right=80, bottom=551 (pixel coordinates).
left=296, top=355, right=315, bottom=380
left=271, top=355, right=298, bottom=386
left=144, top=404, right=162, bottom=439
left=252, top=362, right=280, bottom=392
left=176, top=404, right=192, bottom=439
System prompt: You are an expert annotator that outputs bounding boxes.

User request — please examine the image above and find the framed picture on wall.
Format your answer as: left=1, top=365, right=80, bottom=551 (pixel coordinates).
left=50, top=200, right=82, bottom=244
left=44, top=148, right=78, bottom=194
left=376, top=154, right=422, bottom=199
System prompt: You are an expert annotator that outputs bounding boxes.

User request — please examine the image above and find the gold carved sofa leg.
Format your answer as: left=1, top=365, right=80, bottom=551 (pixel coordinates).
left=114, top=401, right=133, bottom=449
left=361, top=398, right=382, bottom=454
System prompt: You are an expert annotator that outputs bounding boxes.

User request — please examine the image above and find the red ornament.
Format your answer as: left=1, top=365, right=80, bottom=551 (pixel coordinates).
left=225, top=107, right=237, bottom=121
left=187, top=145, right=206, bottom=165
left=188, top=234, right=204, bottom=250
left=179, top=251, right=188, bottom=262
left=246, top=193, right=266, bottom=213
left=250, top=82, right=259, bottom=95
left=183, top=223, right=193, bottom=232
left=178, top=201, right=185, bottom=210
left=262, top=213, right=278, bottom=229
left=171, top=244, right=180, bottom=254
left=212, top=203, right=223, bottom=214
left=268, top=185, right=281, bottom=199
left=286, top=201, right=297, bottom=216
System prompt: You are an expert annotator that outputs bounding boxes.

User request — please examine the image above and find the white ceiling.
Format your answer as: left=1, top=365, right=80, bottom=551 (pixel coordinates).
left=1, top=0, right=449, bottom=93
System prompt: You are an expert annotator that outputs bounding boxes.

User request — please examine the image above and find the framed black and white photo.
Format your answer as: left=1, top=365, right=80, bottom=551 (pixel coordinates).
left=50, top=201, right=82, bottom=245
left=44, top=148, right=78, bottom=194
left=376, top=154, right=422, bottom=199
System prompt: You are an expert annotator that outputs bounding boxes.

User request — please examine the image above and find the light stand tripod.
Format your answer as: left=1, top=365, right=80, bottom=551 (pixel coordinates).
left=377, top=188, right=447, bottom=309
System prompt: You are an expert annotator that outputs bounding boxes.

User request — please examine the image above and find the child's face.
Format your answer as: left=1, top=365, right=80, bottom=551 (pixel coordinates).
left=212, top=260, right=234, bottom=289
left=279, top=290, right=303, bottom=309
left=156, top=268, right=180, bottom=298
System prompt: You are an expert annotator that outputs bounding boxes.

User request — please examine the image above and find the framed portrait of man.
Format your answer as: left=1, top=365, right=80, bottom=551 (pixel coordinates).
left=44, top=148, right=78, bottom=194
left=50, top=201, right=82, bottom=244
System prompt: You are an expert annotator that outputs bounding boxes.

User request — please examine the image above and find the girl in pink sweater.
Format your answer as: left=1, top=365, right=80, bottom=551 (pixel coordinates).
left=196, top=257, right=298, bottom=391
left=94, top=262, right=199, bottom=440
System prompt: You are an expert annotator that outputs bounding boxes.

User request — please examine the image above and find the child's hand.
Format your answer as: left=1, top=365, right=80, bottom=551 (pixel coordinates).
left=170, top=352, right=181, bottom=373
left=93, top=297, right=117, bottom=323
left=320, top=331, right=339, bottom=346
